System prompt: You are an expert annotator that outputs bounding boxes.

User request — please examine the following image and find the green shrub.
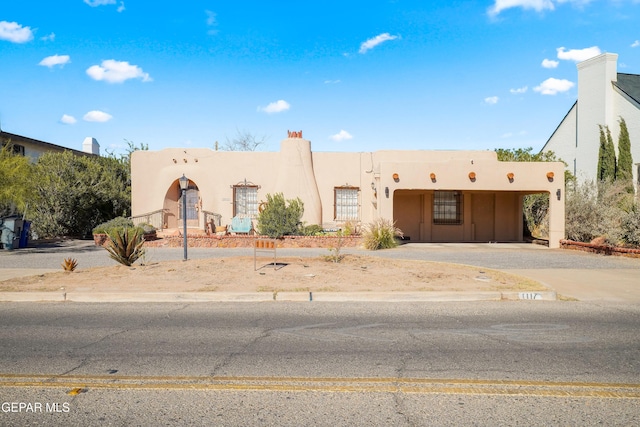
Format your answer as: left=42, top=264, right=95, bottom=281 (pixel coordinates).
left=104, top=227, right=145, bottom=266
left=93, top=216, right=135, bottom=235
left=361, top=218, right=403, bottom=250
left=300, top=223, right=323, bottom=236
left=621, top=207, right=640, bottom=247
left=257, top=193, right=304, bottom=238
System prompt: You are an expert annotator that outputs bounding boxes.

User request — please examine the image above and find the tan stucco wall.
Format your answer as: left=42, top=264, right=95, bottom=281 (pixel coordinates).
left=131, top=138, right=565, bottom=247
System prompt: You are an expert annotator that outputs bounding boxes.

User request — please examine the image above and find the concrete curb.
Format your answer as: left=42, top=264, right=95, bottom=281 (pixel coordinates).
left=0, top=290, right=556, bottom=302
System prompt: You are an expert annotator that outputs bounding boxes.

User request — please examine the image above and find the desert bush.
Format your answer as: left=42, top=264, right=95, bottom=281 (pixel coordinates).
left=104, top=227, right=145, bottom=266
left=361, top=218, right=403, bottom=250
left=620, top=206, right=640, bottom=247
left=565, top=180, right=636, bottom=245
left=93, top=216, right=135, bottom=235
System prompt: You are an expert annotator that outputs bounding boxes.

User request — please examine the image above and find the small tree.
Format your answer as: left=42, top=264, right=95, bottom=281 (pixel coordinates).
left=257, top=193, right=304, bottom=238
left=0, top=142, right=33, bottom=215
left=220, top=129, right=266, bottom=151
left=597, top=125, right=607, bottom=181
left=616, top=117, right=634, bottom=193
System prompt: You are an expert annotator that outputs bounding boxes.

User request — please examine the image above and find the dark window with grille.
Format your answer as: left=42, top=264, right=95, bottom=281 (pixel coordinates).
left=2, top=143, right=25, bottom=156
left=433, top=191, right=463, bottom=225
left=233, top=185, right=258, bottom=217
left=334, top=187, right=359, bottom=221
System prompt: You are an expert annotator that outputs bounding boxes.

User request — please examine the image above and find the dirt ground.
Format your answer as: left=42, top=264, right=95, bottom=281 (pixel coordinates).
left=0, top=254, right=547, bottom=293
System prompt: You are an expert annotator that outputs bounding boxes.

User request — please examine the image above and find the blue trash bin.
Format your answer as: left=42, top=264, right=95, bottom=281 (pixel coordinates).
left=19, top=220, right=31, bottom=248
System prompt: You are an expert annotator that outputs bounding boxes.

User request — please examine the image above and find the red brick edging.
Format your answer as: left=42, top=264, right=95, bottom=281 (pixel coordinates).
left=560, top=239, right=640, bottom=258
left=141, top=234, right=362, bottom=249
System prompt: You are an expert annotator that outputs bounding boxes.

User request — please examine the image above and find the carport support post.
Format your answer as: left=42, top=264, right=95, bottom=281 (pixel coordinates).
left=179, top=174, right=189, bottom=261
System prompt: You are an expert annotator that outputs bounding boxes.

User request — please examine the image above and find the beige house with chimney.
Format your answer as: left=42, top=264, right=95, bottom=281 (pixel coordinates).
left=131, top=134, right=565, bottom=247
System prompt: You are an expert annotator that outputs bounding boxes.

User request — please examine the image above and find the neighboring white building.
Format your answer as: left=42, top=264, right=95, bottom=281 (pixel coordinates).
left=542, top=53, right=640, bottom=186
left=0, top=130, right=100, bottom=161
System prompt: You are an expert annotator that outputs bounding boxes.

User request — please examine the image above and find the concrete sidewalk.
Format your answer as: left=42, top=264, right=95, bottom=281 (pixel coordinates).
left=505, top=268, right=640, bottom=302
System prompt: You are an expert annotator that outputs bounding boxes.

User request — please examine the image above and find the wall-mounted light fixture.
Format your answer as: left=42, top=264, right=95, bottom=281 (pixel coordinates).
left=556, top=189, right=561, bottom=201
left=507, top=172, right=514, bottom=182
left=430, top=172, right=436, bottom=182
left=547, top=171, right=555, bottom=181
left=392, top=173, right=399, bottom=182
left=385, top=187, right=389, bottom=198
left=468, top=171, right=476, bottom=181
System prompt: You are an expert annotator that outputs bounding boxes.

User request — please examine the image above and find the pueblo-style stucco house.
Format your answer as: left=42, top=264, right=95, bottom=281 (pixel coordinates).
left=131, top=132, right=566, bottom=248
left=542, top=53, right=640, bottom=187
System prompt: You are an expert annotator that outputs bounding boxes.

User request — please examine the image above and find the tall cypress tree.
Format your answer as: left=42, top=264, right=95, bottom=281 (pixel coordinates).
left=603, top=125, right=617, bottom=181
left=616, top=117, right=634, bottom=192
left=597, top=125, right=607, bottom=181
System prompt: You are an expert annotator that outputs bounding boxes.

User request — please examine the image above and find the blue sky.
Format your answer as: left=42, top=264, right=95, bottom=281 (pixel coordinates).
left=1, top=1, right=639, bottom=155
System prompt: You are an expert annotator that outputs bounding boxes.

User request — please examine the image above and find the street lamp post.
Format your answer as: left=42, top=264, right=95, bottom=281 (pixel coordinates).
left=179, top=174, right=189, bottom=261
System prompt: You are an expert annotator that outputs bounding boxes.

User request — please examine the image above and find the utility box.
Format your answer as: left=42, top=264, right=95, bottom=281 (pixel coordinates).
left=0, top=217, right=23, bottom=250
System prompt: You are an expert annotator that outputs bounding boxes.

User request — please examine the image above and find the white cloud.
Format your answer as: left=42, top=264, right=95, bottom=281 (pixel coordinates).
left=632, top=40, right=640, bottom=48
left=330, top=130, right=353, bottom=142
left=510, top=86, right=528, bottom=94
left=488, top=0, right=554, bottom=17
left=40, top=32, right=55, bottom=42
left=83, top=110, right=113, bottom=122
left=84, top=0, right=116, bottom=6
left=324, top=79, right=341, bottom=84
left=488, top=0, right=594, bottom=17
left=359, top=33, right=398, bottom=54
left=257, top=100, right=290, bottom=114
left=484, top=96, right=499, bottom=105
left=534, top=77, right=574, bottom=95
left=0, top=21, right=34, bottom=43
left=206, top=10, right=217, bottom=26
left=205, top=10, right=218, bottom=35
left=60, top=114, right=77, bottom=125
left=39, top=54, right=70, bottom=68
left=86, top=60, right=152, bottom=83
left=117, top=1, right=125, bottom=12
left=556, top=46, right=601, bottom=62
left=541, top=58, right=559, bottom=68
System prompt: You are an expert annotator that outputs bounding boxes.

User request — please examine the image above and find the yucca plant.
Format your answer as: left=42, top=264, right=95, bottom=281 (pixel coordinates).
left=61, top=257, right=78, bottom=272
left=361, top=218, right=404, bottom=250
left=104, top=227, right=146, bottom=266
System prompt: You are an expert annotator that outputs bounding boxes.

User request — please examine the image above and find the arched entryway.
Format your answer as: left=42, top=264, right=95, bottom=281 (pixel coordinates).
left=163, top=178, right=200, bottom=229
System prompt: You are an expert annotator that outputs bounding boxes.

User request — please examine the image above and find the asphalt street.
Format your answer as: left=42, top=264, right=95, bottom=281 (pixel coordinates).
left=0, top=301, right=638, bottom=426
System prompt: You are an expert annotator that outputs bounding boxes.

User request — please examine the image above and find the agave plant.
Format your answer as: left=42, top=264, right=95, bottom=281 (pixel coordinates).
left=61, top=257, right=78, bottom=272
left=104, top=227, right=146, bottom=266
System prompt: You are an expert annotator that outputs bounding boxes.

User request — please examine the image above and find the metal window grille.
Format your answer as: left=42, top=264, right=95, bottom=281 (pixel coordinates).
left=234, top=186, right=258, bottom=217
left=433, top=191, right=463, bottom=225
left=335, top=187, right=359, bottom=221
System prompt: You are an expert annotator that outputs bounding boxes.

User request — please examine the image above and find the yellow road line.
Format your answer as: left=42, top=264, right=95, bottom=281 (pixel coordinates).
left=0, top=374, right=638, bottom=399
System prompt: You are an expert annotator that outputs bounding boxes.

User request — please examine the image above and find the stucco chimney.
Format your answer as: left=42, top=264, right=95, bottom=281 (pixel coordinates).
left=82, top=137, right=100, bottom=155
left=275, top=135, right=322, bottom=225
